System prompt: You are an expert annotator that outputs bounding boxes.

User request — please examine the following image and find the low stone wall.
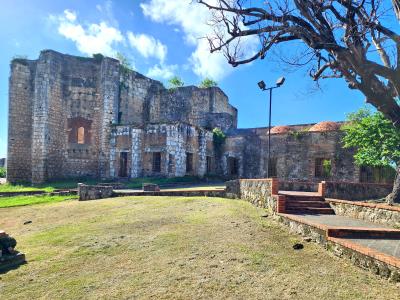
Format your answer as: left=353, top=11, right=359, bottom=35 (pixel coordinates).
left=78, top=184, right=114, bottom=201
left=279, top=181, right=318, bottom=192
left=277, top=214, right=400, bottom=282
left=324, top=181, right=392, bottom=200
left=225, top=179, right=278, bottom=212
left=327, top=199, right=400, bottom=228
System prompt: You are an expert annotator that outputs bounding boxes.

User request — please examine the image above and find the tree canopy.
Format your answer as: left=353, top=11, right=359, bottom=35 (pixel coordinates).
left=342, top=108, right=400, bottom=168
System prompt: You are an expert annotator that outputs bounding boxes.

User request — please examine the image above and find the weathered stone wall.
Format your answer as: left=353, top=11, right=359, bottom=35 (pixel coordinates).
left=222, top=130, right=359, bottom=182
left=7, top=50, right=363, bottom=184
left=327, top=199, right=400, bottom=227
left=324, top=181, right=393, bottom=200
left=78, top=183, right=114, bottom=201
left=7, top=60, right=36, bottom=182
left=147, top=86, right=237, bottom=131
left=7, top=50, right=237, bottom=183
left=279, top=180, right=318, bottom=192
left=110, top=123, right=214, bottom=178
left=226, top=179, right=278, bottom=212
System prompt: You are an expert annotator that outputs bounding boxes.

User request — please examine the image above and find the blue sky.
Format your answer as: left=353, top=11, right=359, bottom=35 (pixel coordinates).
left=0, top=0, right=369, bottom=158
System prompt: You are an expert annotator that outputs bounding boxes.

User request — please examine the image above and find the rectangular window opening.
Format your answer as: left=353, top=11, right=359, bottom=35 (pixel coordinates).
left=206, top=156, right=212, bottom=174
left=186, top=152, right=193, bottom=173
left=152, top=152, right=161, bottom=172
left=315, top=158, right=332, bottom=178
left=228, top=157, right=239, bottom=176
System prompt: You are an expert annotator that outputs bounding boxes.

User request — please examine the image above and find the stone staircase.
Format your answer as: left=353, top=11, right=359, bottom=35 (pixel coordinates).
left=279, top=191, right=335, bottom=215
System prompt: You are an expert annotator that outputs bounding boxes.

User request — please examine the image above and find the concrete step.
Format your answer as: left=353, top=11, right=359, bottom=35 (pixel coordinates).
left=286, top=200, right=331, bottom=208
left=285, top=195, right=325, bottom=202
left=285, top=207, right=335, bottom=215
left=327, top=228, right=400, bottom=239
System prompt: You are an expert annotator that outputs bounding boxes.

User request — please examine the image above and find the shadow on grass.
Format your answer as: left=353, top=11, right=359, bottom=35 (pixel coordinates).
left=0, top=254, right=26, bottom=274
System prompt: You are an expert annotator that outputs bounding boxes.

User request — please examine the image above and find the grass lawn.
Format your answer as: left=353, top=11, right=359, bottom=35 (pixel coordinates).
left=0, top=194, right=78, bottom=208
left=1, top=197, right=399, bottom=299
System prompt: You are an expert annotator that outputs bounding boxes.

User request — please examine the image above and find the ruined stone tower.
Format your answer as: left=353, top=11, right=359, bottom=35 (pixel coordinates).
left=7, top=50, right=237, bottom=183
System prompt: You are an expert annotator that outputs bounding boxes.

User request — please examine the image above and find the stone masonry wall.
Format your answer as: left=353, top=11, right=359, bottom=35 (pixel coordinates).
left=7, top=60, right=35, bottom=182
left=109, top=123, right=214, bottom=179
left=226, top=179, right=279, bottom=212
left=8, top=50, right=237, bottom=183
left=147, top=86, right=237, bottom=132
left=222, top=130, right=359, bottom=182
left=324, top=181, right=393, bottom=200
left=78, top=183, right=114, bottom=201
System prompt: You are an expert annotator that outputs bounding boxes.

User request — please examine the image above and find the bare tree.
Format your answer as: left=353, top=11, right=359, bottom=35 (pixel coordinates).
left=393, top=0, right=400, bottom=19
left=199, top=0, right=400, bottom=203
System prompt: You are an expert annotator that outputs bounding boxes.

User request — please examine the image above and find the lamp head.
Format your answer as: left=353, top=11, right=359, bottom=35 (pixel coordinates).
left=257, top=80, right=266, bottom=90
left=276, top=77, right=285, bottom=87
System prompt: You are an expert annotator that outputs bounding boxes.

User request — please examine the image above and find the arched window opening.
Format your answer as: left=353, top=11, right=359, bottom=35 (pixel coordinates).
left=77, top=127, right=85, bottom=144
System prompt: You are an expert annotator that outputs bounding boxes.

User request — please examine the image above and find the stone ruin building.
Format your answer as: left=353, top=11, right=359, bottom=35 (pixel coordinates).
left=7, top=50, right=394, bottom=184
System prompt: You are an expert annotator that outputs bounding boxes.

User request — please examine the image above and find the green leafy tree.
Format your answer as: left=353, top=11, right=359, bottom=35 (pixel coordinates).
left=168, top=76, right=184, bottom=90
left=342, top=108, right=400, bottom=203
left=199, top=78, right=218, bottom=88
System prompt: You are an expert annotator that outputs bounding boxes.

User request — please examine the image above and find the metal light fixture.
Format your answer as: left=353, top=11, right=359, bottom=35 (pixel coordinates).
left=257, top=77, right=286, bottom=178
left=257, top=80, right=266, bottom=91
left=276, top=77, right=285, bottom=87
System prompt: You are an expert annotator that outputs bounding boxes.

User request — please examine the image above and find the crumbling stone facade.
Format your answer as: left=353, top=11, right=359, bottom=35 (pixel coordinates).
left=7, top=50, right=385, bottom=184
left=7, top=50, right=235, bottom=183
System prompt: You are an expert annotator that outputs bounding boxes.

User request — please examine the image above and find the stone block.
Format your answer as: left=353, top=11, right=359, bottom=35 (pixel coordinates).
left=143, top=183, right=160, bottom=191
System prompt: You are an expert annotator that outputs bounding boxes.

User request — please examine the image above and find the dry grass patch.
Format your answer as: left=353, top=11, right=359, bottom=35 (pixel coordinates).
left=0, top=196, right=399, bottom=299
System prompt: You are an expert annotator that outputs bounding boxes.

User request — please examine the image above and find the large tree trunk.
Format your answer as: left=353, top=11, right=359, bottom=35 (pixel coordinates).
left=386, top=165, right=400, bottom=204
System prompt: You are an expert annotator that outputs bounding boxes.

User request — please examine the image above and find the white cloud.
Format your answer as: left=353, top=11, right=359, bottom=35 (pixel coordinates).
left=64, top=9, right=77, bottom=22
left=146, top=64, right=178, bottom=79
left=140, top=0, right=258, bottom=80
left=51, top=9, right=124, bottom=56
left=127, top=32, right=167, bottom=63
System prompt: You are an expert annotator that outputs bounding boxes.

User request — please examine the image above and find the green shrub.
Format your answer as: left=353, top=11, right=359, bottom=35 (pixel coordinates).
left=212, top=128, right=226, bottom=147
left=168, top=76, right=184, bottom=91
left=199, top=78, right=217, bottom=88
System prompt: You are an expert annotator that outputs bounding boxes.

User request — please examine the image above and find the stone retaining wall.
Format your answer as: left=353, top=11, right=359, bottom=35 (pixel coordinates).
left=78, top=184, right=114, bottom=201
left=225, top=178, right=278, bottom=212
left=279, top=180, right=318, bottom=192
left=324, top=181, right=392, bottom=200
left=327, top=199, right=400, bottom=228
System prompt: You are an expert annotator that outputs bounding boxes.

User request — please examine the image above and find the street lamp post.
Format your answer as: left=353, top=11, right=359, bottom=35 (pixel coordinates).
left=257, top=77, right=285, bottom=178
